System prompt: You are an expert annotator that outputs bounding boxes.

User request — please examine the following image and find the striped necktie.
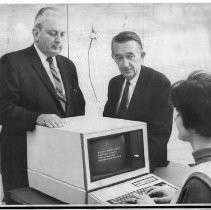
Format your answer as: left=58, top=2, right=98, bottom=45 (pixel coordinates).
left=46, top=57, right=66, bottom=111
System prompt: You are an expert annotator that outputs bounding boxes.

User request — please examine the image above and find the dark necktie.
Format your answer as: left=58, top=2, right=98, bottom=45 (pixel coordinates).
left=46, top=57, right=66, bottom=111
left=117, top=80, right=130, bottom=118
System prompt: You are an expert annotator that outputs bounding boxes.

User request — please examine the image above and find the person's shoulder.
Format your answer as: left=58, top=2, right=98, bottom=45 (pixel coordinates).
left=57, top=54, right=75, bottom=66
left=177, top=173, right=211, bottom=203
left=186, top=171, right=211, bottom=189
left=110, top=74, right=123, bottom=83
left=108, top=75, right=124, bottom=88
left=1, top=46, right=32, bottom=61
left=188, top=176, right=211, bottom=192
left=142, top=65, right=170, bottom=83
left=184, top=173, right=211, bottom=201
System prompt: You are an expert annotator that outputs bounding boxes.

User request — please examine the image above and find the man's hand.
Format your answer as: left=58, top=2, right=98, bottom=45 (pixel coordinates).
left=146, top=185, right=177, bottom=204
left=126, top=193, right=155, bottom=204
left=36, top=114, right=65, bottom=128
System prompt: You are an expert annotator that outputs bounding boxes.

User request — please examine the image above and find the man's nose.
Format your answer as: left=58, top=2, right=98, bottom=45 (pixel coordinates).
left=122, top=57, right=130, bottom=67
left=55, top=34, right=62, bottom=42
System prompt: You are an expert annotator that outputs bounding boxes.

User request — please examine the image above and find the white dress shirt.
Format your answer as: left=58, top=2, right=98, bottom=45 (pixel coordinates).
left=116, top=69, right=141, bottom=113
left=34, top=44, right=66, bottom=97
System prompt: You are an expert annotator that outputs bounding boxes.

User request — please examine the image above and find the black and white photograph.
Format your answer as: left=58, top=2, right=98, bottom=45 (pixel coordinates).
left=0, top=2, right=211, bottom=207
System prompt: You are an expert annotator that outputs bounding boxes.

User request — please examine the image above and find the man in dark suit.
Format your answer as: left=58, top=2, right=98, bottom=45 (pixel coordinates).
left=103, top=31, right=173, bottom=172
left=0, top=7, right=85, bottom=204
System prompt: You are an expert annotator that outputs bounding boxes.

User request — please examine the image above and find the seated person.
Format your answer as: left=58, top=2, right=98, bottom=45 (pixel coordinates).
left=103, top=31, right=173, bottom=172
left=127, top=70, right=211, bottom=204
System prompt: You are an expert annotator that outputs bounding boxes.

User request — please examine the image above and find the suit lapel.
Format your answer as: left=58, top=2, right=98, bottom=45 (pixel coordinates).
left=29, top=45, right=65, bottom=113
left=127, top=66, right=150, bottom=114
left=113, top=76, right=125, bottom=114
left=116, top=76, right=125, bottom=97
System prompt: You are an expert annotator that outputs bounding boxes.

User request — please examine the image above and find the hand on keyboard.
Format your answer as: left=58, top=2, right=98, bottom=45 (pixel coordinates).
left=125, top=193, right=155, bottom=204
left=125, top=197, right=137, bottom=204
left=146, top=185, right=177, bottom=203
left=108, top=186, right=151, bottom=204
left=108, top=184, right=177, bottom=204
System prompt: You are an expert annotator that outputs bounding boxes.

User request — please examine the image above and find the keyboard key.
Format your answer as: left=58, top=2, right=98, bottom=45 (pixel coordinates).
left=107, top=186, right=150, bottom=204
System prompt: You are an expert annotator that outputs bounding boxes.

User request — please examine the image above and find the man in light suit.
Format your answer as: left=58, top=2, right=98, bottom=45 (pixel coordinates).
left=103, top=31, right=173, bottom=172
left=0, top=7, right=85, bottom=204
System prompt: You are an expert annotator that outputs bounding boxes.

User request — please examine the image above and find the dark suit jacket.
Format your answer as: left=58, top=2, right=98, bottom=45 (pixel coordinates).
left=103, top=65, right=173, bottom=172
left=0, top=45, right=85, bottom=197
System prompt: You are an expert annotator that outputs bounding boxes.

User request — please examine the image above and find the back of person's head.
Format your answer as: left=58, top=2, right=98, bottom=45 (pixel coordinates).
left=111, top=31, right=145, bottom=57
left=34, top=7, right=63, bottom=30
left=170, top=70, right=211, bottom=137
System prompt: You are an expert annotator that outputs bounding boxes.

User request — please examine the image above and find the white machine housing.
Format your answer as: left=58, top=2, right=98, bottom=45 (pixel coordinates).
left=27, top=116, right=149, bottom=204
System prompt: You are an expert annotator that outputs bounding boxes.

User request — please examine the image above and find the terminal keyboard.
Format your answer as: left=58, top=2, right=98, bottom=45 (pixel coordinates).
left=107, top=186, right=150, bottom=204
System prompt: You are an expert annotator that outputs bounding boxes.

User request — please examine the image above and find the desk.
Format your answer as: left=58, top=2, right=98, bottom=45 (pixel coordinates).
left=9, top=187, right=66, bottom=205
left=154, top=161, right=191, bottom=188
left=8, top=161, right=191, bottom=205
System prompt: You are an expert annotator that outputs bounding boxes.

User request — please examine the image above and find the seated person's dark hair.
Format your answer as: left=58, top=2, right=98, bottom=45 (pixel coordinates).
left=170, top=70, right=211, bottom=137
left=112, top=31, right=143, bottom=47
left=111, top=31, right=145, bottom=57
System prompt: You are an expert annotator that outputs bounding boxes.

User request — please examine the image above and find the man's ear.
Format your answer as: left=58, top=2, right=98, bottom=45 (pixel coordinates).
left=141, top=51, right=146, bottom=58
left=188, top=128, right=199, bottom=138
left=111, top=54, right=116, bottom=63
left=189, top=128, right=197, bottom=134
left=32, top=28, right=39, bottom=42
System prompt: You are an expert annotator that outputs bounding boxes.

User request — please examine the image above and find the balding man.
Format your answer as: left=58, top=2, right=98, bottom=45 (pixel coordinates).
left=0, top=7, right=85, bottom=204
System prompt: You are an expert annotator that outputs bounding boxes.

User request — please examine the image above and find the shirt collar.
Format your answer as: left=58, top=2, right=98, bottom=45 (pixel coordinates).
left=34, top=43, right=56, bottom=64
left=126, top=68, right=141, bottom=86
left=192, top=148, right=211, bottom=165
